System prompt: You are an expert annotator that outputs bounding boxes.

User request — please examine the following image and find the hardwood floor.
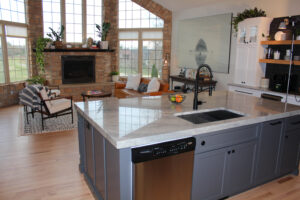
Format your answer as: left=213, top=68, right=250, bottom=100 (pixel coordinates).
left=0, top=105, right=299, bottom=200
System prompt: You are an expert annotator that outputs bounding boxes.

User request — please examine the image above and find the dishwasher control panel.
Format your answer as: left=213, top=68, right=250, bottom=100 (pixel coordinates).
left=132, top=137, right=196, bottom=163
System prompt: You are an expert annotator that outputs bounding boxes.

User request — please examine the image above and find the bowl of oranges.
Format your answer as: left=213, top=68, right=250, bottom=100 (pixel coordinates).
left=168, top=94, right=186, bottom=104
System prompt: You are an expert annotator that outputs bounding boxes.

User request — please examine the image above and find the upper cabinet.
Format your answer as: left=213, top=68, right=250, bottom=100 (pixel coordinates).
left=234, top=17, right=273, bottom=87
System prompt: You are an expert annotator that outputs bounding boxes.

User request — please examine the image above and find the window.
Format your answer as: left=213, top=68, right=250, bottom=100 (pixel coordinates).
left=119, top=0, right=164, bottom=77
left=42, top=0, right=61, bottom=38
left=43, top=0, right=103, bottom=43
left=0, top=0, right=28, bottom=84
left=119, top=0, right=163, bottom=28
left=0, top=0, right=26, bottom=23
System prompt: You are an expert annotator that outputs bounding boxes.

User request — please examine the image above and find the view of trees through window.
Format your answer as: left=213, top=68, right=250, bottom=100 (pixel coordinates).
left=119, top=0, right=164, bottom=77
left=0, top=0, right=28, bottom=83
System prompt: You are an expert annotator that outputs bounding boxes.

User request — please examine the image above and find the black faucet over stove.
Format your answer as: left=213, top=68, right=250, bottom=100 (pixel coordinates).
left=193, top=64, right=213, bottom=110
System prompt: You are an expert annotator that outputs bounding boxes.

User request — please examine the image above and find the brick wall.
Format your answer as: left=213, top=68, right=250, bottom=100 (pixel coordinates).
left=0, top=82, right=24, bottom=108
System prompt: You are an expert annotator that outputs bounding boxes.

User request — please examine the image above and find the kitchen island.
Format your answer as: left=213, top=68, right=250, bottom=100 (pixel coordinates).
left=75, top=91, right=300, bottom=200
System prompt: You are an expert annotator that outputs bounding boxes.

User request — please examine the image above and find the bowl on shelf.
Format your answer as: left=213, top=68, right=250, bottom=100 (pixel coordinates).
left=168, top=94, right=186, bottom=104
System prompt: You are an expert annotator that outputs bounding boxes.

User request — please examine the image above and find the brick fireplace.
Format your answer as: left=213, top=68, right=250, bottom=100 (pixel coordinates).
left=44, top=50, right=115, bottom=99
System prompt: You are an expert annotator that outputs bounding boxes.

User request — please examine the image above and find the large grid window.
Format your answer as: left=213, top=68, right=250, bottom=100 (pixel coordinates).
left=119, top=0, right=163, bottom=28
left=142, top=40, right=162, bottom=77
left=42, top=0, right=61, bottom=38
left=86, top=0, right=102, bottom=40
left=119, top=0, right=164, bottom=78
left=119, top=40, right=138, bottom=76
left=43, top=0, right=103, bottom=43
left=65, top=0, right=82, bottom=43
left=0, top=0, right=26, bottom=23
left=0, top=0, right=28, bottom=84
left=7, top=37, right=28, bottom=82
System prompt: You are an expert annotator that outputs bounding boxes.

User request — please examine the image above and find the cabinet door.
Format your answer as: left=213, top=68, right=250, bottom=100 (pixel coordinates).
left=94, top=130, right=106, bottom=199
left=245, top=44, right=259, bottom=86
left=234, top=45, right=248, bottom=85
left=255, top=120, right=283, bottom=184
left=224, top=141, right=257, bottom=196
left=84, top=121, right=95, bottom=183
left=191, top=148, right=227, bottom=200
left=280, top=129, right=300, bottom=175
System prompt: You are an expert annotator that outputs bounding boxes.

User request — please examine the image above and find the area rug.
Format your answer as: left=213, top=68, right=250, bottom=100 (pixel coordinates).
left=19, top=106, right=77, bottom=136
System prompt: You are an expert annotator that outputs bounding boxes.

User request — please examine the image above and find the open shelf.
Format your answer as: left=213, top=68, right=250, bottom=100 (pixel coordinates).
left=259, top=59, right=300, bottom=65
left=260, top=40, right=300, bottom=45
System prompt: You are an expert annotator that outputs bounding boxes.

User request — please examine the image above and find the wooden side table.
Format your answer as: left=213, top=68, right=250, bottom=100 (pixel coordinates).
left=81, top=90, right=112, bottom=102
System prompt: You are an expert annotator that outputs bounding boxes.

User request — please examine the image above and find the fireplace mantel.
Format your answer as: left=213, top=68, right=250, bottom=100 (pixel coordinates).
left=33, top=48, right=115, bottom=52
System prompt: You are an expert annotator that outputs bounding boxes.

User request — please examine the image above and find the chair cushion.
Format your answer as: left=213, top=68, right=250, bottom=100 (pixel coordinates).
left=40, top=88, right=52, bottom=110
left=125, top=74, right=141, bottom=90
left=48, top=98, right=72, bottom=114
left=147, top=78, right=160, bottom=93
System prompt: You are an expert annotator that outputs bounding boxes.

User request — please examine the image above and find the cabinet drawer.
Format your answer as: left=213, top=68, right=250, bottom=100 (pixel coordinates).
left=286, top=115, right=300, bottom=132
left=195, top=125, right=258, bottom=154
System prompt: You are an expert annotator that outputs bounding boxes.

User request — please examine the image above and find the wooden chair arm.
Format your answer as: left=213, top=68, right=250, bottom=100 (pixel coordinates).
left=43, top=96, right=73, bottom=102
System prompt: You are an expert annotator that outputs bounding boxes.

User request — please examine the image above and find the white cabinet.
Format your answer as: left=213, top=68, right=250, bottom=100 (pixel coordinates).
left=234, top=17, right=273, bottom=87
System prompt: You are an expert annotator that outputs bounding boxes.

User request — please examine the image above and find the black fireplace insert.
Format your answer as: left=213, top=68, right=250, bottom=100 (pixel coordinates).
left=62, top=56, right=95, bottom=84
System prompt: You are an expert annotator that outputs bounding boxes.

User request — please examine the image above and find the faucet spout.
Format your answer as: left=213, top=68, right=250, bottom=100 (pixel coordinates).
left=193, top=64, right=213, bottom=110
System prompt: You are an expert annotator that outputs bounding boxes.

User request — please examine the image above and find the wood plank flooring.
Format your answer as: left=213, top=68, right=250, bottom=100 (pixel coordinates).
left=0, top=105, right=299, bottom=200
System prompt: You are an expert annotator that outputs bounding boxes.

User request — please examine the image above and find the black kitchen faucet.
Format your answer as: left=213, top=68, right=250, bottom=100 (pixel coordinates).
left=193, top=64, right=213, bottom=110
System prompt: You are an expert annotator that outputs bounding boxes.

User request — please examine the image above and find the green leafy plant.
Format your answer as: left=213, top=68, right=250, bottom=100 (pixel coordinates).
left=26, top=75, right=46, bottom=85
left=151, top=64, right=158, bottom=78
left=35, top=37, right=52, bottom=73
left=96, top=22, right=111, bottom=41
left=110, top=71, right=119, bottom=76
left=233, top=7, right=266, bottom=33
left=46, top=25, right=65, bottom=41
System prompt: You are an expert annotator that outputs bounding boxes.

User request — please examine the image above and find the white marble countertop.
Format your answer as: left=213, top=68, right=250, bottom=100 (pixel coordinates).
left=75, top=91, right=300, bottom=149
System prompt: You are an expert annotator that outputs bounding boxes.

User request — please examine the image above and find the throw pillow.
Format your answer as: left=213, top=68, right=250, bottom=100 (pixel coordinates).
left=125, top=74, right=141, bottom=90
left=147, top=78, right=160, bottom=93
left=138, top=83, right=148, bottom=93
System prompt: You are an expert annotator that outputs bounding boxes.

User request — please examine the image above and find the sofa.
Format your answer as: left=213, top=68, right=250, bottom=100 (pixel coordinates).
left=114, top=77, right=173, bottom=98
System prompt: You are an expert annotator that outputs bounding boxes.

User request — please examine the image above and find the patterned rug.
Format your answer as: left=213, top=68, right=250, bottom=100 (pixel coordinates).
left=19, top=106, right=77, bottom=135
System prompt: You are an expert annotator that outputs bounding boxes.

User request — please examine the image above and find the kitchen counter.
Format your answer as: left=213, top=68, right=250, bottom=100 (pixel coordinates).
left=75, top=91, right=300, bottom=149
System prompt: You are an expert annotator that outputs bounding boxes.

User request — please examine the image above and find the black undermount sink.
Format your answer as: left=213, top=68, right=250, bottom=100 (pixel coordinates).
left=177, top=109, right=244, bottom=124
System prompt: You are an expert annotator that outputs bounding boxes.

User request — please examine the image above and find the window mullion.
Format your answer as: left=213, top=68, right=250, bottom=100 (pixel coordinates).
left=61, top=0, right=66, bottom=43
left=138, top=30, right=142, bottom=74
left=1, top=25, right=10, bottom=83
left=82, top=0, right=86, bottom=43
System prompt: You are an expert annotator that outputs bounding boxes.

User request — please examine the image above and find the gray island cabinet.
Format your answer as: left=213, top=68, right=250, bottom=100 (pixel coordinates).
left=75, top=92, right=300, bottom=200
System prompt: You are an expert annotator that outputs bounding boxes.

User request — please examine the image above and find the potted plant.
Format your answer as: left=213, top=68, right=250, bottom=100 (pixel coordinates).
left=26, top=75, right=46, bottom=85
left=96, top=22, right=111, bottom=49
left=110, top=71, right=120, bottom=82
left=233, top=7, right=266, bottom=33
left=151, top=64, right=158, bottom=78
left=46, top=25, right=65, bottom=49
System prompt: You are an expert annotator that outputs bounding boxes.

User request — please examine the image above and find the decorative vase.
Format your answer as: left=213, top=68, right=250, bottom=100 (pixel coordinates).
left=112, top=75, right=119, bottom=82
left=54, top=41, right=63, bottom=49
left=100, top=41, right=109, bottom=49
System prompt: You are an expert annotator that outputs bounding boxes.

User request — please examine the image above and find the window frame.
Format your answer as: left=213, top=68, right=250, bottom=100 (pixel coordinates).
left=119, top=28, right=163, bottom=77
left=0, top=20, right=29, bottom=85
left=43, top=0, right=104, bottom=44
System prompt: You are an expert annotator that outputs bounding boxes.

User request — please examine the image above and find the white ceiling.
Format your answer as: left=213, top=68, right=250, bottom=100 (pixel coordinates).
left=152, top=0, right=233, bottom=12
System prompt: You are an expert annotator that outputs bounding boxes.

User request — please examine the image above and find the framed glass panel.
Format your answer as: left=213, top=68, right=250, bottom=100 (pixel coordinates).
left=86, top=0, right=102, bottom=40
left=142, top=40, right=162, bottom=77
left=7, top=37, right=28, bottom=82
left=65, top=0, right=82, bottom=43
left=119, top=40, right=138, bottom=76
left=0, top=39, right=5, bottom=83
left=43, top=0, right=61, bottom=37
left=0, top=0, right=26, bottom=23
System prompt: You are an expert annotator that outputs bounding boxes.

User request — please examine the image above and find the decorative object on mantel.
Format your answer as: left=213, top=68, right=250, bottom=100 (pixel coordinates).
left=233, top=7, right=266, bottom=33
left=96, top=22, right=111, bottom=49
left=296, top=28, right=300, bottom=40
left=110, top=71, right=120, bottom=82
left=46, top=25, right=65, bottom=49
left=87, top=37, right=93, bottom=48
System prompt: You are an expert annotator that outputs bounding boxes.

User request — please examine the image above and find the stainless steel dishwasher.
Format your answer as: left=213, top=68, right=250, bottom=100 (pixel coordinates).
left=132, top=137, right=196, bottom=200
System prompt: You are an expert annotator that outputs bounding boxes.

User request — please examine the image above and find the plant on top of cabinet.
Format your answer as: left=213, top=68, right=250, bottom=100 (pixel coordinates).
left=233, top=7, right=266, bottom=33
